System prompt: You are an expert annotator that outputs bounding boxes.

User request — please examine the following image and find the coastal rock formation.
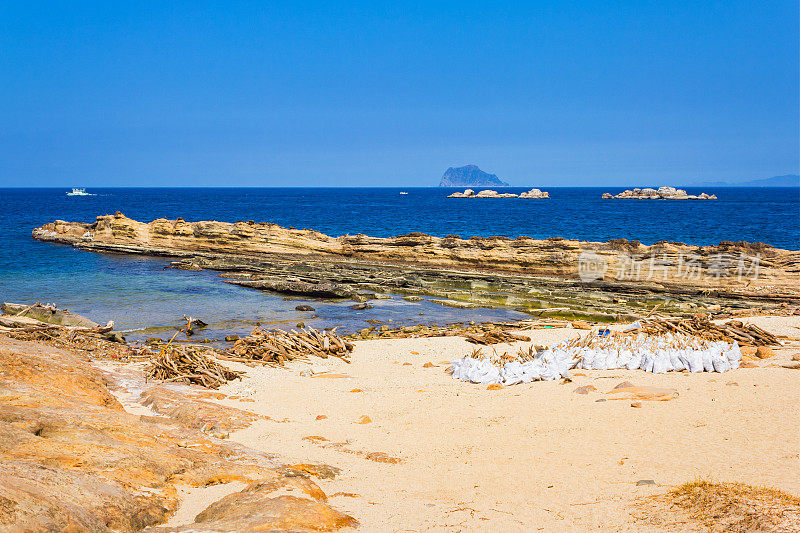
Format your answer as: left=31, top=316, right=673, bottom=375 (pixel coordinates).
left=0, top=335, right=357, bottom=531
left=602, top=187, right=717, bottom=200
left=439, top=165, right=510, bottom=187
left=2, top=302, right=100, bottom=329
left=31, top=214, right=800, bottom=319
left=447, top=188, right=549, bottom=198
left=519, top=188, right=550, bottom=199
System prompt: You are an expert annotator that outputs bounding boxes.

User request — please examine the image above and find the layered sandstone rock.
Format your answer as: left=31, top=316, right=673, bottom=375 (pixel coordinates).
left=32, top=214, right=799, bottom=298
left=0, top=336, right=356, bottom=531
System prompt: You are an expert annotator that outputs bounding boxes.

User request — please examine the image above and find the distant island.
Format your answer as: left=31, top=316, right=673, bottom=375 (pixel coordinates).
left=695, top=174, right=799, bottom=187
left=439, top=165, right=510, bottom=187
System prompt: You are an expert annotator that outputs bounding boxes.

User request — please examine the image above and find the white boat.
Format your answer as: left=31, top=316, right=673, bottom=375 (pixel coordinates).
left=66, top=188, right=93, bottom=196
left=399, top=191, right=408, bottom=195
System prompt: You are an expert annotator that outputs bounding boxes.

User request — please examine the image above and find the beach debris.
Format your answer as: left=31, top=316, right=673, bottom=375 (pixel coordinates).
left=464, top=330, right=531, bottom=345
left=224, top=326, right=354, bottom=366
left=636, top=479, right=656, bottom=486
left=346, top=319, right=542, bottom=342
left=450, top=331, right=744, bottom=385
left=573, top=385, right=597, bottom=394
left=639, top=316, right=779, bottom=346
left=180, top=314, right=207, bottom=336
left=356, top=415, right=372, bottom=424
left=146, top=339, right=244, bottom=389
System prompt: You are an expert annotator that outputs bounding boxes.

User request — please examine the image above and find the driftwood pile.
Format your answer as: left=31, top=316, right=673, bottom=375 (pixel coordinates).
left=147, top=343, right=244, bottom=389
left=223, top=326, right=354, bottom=366
left=464, top=330, right=531, bottom=345
left=639, top=316, right=780, bottom=346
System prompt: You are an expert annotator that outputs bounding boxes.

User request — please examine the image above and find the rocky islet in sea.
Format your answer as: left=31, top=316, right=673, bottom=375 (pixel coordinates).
left=447, top=188, right=550, bottom=198
left=602, top=186, right=717, bottom=200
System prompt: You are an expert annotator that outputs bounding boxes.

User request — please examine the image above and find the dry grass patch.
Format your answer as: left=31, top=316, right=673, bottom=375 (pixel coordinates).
left=636, top=480, right=800, bottom=532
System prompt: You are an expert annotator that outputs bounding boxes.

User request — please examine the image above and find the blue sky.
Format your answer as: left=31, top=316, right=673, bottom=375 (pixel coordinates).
left=1, top=1, right=797, bottom=187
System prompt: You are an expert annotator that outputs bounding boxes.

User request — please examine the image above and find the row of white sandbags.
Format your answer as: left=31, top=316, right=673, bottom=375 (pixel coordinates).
left=577, top=339, right=741, bottom=374
left=450, top=337, right=742, bottom=385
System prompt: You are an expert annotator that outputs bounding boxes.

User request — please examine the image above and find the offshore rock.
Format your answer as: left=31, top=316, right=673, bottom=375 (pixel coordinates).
left=602, top=187, right=717, bottom=200
left=519, top=188, right=550, bottom=199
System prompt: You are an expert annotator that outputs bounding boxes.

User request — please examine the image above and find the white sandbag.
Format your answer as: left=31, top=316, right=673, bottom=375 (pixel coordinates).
left=450, top=331, right=744, bottom=386
left=701, top=349, right=714, bottom=372
left=712, top=352, right=731, bottom=373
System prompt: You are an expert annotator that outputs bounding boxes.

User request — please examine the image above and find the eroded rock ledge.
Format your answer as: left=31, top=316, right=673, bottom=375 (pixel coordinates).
left=31, top=213, right=800, bottom=318
left=0, top=336, right=357, bottom=531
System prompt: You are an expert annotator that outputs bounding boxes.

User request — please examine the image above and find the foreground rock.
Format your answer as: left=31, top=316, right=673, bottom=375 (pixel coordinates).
left=602, top=186, right=717, bottom=200
left=0, top=336, right=356, bottom=531
left=2, top=301, right=100, bottom=329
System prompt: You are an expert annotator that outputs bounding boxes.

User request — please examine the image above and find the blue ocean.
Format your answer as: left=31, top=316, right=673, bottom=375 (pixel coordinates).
left=1, top=187, right=798, bottom=340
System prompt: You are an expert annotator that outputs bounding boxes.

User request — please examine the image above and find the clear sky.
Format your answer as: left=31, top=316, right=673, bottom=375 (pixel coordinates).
left=1, top=1, right=798, bottom=187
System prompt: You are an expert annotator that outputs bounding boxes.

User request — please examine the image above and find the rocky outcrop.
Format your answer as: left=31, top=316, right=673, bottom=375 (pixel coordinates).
left=447, top=188, right=549, bottom=198
left=439, top=165, right=509, bottom=187
left=519, top=188, right=550, bottom=199
left=2, top=302, right=100, bottom=329
left=0, top=336, right=357, bottom=531
left=602, top=187, right=717, bottom=200
left=31, top=214, right=800, bottom=319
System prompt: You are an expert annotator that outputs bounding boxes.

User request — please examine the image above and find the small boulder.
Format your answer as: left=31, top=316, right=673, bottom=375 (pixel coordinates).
left=295, top=305, right=315, bottom=312
left=755, top=346, right=775, bottom=359
left=573, top=385, right=597, bottom=394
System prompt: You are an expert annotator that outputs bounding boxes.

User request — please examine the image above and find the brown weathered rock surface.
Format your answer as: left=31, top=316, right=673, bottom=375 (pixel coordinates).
left=32, top=214, right=799, bottom=294
left=0, top=336, right=356, bottom=531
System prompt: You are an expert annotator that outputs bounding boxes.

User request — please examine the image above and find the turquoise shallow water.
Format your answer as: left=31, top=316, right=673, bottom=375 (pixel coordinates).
left=1, top=187, right=797, bottom=340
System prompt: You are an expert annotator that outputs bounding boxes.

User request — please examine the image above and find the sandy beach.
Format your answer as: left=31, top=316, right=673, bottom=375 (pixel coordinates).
left=163, top=315, right=800, bottom=531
